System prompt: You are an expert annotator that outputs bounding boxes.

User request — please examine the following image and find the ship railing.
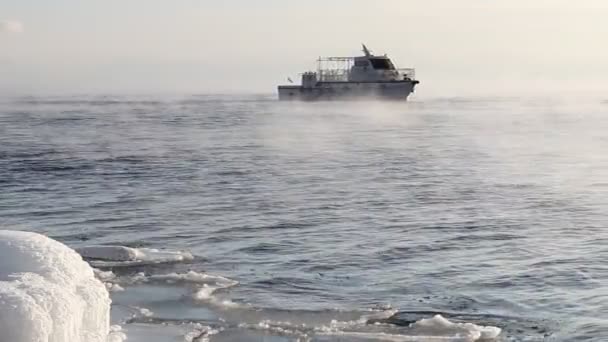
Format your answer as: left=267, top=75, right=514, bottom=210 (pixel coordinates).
left=317, top=68, right=416, bottom=82
left=317, top=56, right=353, bottom=82
left=318, top=69, right=350, bottom=82
left=398, top=68, right=416, bottom=80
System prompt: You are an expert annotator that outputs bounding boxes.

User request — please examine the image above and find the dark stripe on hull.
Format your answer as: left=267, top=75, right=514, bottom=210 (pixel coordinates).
left=278, top=81, right=418, bottom=101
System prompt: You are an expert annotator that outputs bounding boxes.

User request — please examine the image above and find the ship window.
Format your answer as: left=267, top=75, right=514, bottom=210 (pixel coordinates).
left=354, top=60, right=368, bottom=67
left=369, top=58, right=395, bottom=70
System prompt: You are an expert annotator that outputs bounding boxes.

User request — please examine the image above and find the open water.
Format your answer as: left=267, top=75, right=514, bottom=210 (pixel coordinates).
left=1, top=94, right=607, bottom=341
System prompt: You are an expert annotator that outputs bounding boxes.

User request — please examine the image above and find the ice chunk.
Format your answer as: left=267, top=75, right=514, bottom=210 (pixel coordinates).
left=78, top=245, right=143, bottom=261
left=412, top=314, right=501, bottom=341
left=138, top=307, right=154, bottom=317
left=192, top=284, right=217, bottom=301
left=316, top=313, right=501, bottom=341
left=148, top=271, right=238, bottom=287
left=108, top=325, right=127, bottom=342
left=105, top=282, right=126, bottom=292
left=94, top=269, right=117, bottom=282
left=78, top=245, right=193, bottom=267
left=0, top=230, right=113, bottom=342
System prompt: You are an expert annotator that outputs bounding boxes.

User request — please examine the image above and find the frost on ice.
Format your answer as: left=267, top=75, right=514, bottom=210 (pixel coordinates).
left=0, top=230, right=113, bottom=342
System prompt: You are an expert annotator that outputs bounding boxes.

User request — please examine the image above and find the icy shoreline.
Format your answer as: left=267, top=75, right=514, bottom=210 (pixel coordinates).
left=0, top=231, right=502, bottom=342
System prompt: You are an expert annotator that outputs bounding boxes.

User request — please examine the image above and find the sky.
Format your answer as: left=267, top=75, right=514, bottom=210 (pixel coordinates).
left=1, top=0, right=608, bottom=96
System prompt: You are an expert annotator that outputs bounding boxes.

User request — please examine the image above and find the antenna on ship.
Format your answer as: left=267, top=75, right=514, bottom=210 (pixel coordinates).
left=362, top=44, right=372, bottom=57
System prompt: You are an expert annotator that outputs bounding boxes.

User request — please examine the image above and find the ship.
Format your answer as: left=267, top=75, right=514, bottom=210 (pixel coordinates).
left=278, top=44, right=419, bottom=101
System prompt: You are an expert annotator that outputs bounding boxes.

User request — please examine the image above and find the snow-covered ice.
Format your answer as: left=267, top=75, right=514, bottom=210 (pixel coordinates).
left=0, top=230, right=117, bottom=342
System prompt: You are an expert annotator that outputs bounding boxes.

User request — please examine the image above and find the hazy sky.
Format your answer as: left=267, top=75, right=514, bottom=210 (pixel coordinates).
left=2, top=1, right=607, bottom=96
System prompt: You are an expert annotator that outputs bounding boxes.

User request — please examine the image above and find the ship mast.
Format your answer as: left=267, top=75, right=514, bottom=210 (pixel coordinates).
left=362, top=44, right=372, bottom=57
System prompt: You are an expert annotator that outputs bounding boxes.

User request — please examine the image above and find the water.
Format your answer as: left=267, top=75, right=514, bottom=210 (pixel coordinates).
left=1, top=94, right=607, bottom=341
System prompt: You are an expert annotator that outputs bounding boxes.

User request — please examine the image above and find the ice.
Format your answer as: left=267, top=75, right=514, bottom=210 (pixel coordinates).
left=192, top=284, right=217, bottom=300
left=106, top=283, right=126, bottom=292
left=93, top=269, right=125, bottom=292
left=138, top=307, right=154, bottom=317
left=94, top=270, right=237, bottom=288
left=360, top=309, right=399, bottom=323
left=78, top=245, right=143, bottom=261
left=411, top=314, right=502, bottom=341
left=0, top=230, right=115, bottom=342
left=108, top=325, right=127, bottom=342
left=94, top=269, right=117, bottom=282
left=183, top=324, right=218, bottom=342
left=188, top=282, right=241, bottom=309
left=148, top=271, right=238, bottom=287
left=78, top=245, right=193, bottom=267
left=267, top=311, right=501, bottom=341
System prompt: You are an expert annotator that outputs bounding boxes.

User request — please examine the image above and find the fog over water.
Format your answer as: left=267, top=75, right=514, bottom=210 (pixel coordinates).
left=1, top=2, right=608, bottom=342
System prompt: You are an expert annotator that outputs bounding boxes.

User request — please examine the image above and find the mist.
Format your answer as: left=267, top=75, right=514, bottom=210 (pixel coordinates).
left=1, top=0, right=607, bottom=97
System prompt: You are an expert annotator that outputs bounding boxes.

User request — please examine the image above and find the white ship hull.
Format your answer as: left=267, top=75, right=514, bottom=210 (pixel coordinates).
left=278, top=80, right=418, bottom=101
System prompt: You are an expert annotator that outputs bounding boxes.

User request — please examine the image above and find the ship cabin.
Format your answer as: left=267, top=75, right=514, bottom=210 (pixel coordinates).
left=315, top=44, right=415, bottom=85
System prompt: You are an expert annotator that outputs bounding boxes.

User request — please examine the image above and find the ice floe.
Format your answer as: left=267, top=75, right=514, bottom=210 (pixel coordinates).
left=78, top=245, right=193, bottom=267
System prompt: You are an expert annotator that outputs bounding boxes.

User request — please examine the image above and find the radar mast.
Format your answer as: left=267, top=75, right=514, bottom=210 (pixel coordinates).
left=362, top=44, right=372, bottom=57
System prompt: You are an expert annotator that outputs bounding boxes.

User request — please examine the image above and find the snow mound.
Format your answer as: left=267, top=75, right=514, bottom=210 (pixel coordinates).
left=0, top=230, right=114, bottom=342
